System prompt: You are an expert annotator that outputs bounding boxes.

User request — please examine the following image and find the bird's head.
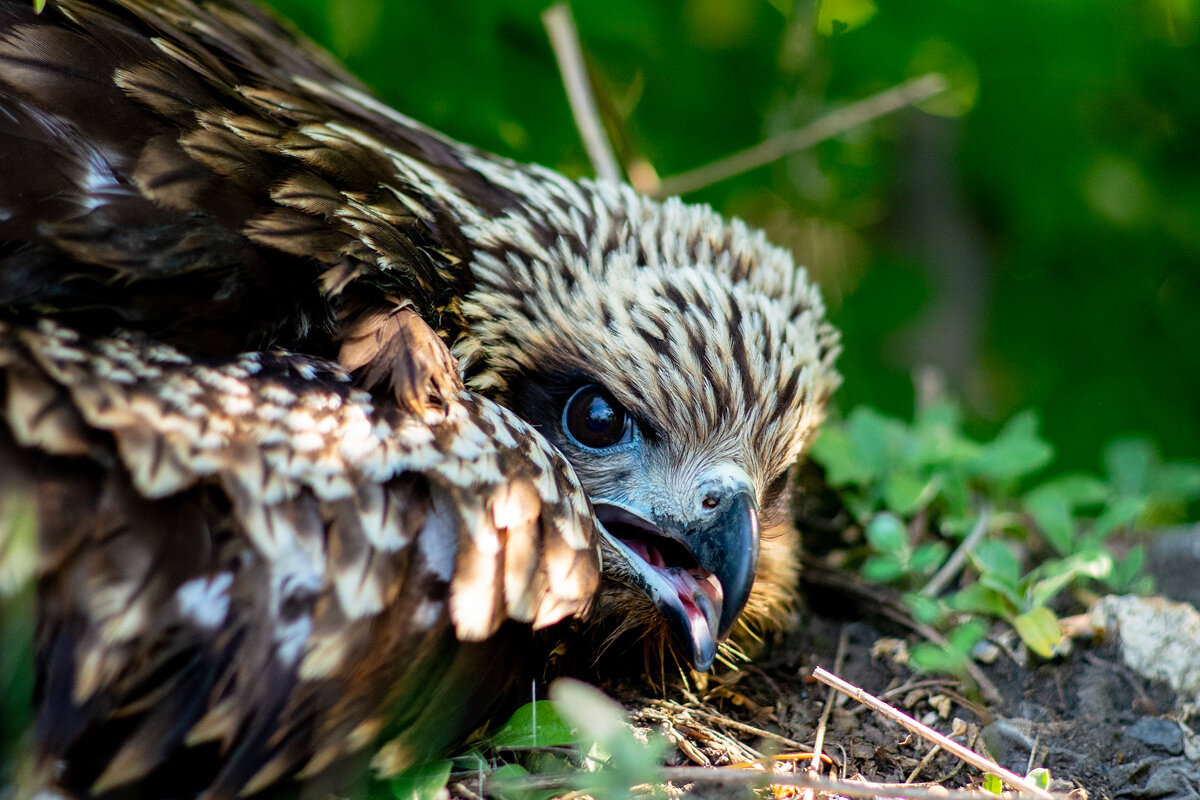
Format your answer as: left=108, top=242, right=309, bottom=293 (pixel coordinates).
left=452, top=170, right=840, bottom=671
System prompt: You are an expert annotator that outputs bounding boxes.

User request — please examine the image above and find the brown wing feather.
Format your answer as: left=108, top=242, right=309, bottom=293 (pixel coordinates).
left=2, top=319, right=600, bottom=798
left=0, top=0, right=521, bottom=356
left=0, top=2, right=611, bottom=797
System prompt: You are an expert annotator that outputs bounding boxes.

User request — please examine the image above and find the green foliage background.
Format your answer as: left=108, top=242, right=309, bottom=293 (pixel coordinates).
left=264, top=0, right=1200, bottom=472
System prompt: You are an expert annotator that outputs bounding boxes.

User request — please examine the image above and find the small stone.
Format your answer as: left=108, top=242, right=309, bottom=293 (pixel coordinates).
left=1126, top=717, right=1184, bottom=755
left=1093, top=595, right=1200, bottom=705
left=851, top=743, right=876, bottom=760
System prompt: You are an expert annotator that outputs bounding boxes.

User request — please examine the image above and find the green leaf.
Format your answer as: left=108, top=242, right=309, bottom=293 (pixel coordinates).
left=937, top=474, right=972, bottom=521
left=816, top=0, right=877, bottom=36
left=977, top=572, right=1022, bottom=608
left=947, top=619, right=986, bottom=653
left=971, top=539, right=1021, bottom=585
left=1039, top=474, right=1109, bottom=507
left=1092, top=494, right=1145, bottom=539
left=549, top=679, right=665, bottom=794
left=910, top=542, right=948, bottom=575
left=1027, top=768, right=1052, bottom=789
left=949, top=582, right=1013, bottom=618
left=490, top=700, right=576, bottom=749
left=982, top=773, right=1004, bottom=794
left=848, top=407, right=907, bottom=480
left=968, top=412, right=1053, bottom=482
left=1105, top=437, right=1157, bottom=495
left=489, top=764, right=564, bottom=800
left=866, top=512, right=909, bottom=555
left=1153, top=462, right=1200, bottom=503
left=1024, top=485, right=1076, bottom=555
left=862, top=556, right=905, bottom=583
left=389, top=760, right=452, bottom=800
left=1013, top=606, right=1061, bottom=658
left=904, top=593, right=947, bottom=625
left=810, top=426, right=874, bottom=487
left=1106, top=545, right=1146, bottom=590
left=912, top=402, right=981, bottom=470
left=909, top=621, right=983, bottom=678
left=882, top=471, right=936, bottom=515
left=909, top=642, right=968, bottom=676
left=1026, top=550, right=1112, bottom=608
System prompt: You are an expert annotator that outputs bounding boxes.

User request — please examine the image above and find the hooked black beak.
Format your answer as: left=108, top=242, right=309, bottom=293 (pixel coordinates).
left=594, top=489, right=759, bottom=671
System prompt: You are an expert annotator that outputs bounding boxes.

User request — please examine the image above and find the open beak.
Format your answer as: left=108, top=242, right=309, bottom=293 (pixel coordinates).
left=594, top=489, right=759, bottom=671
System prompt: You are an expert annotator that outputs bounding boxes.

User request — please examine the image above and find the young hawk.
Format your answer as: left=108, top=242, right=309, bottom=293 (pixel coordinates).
left=0, top=0, right=840, bottom=797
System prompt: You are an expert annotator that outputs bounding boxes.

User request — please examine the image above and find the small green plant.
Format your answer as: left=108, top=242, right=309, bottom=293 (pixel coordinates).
left=810, top=401, right=1200, bottom=667
left=385, top=681, right=665, bottom=800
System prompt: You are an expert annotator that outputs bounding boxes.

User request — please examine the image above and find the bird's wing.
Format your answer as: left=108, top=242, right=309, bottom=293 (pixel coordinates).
left=0, top=3, right=605, bottom=795
left=0, top=0, right=528, bottom=355
left=2, top=318, right=599, bottom=797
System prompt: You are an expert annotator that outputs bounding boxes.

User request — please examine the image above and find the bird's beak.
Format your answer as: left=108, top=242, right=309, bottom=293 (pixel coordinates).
left=594, top=489, right=759, bottom=671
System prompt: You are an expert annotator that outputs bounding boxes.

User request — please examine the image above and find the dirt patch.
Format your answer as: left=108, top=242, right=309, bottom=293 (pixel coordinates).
left=596, top=578, right=1200, bottom=799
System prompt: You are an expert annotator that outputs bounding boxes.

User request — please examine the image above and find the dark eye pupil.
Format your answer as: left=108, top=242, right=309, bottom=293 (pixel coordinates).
left=565, top=386, right=628, bottom=448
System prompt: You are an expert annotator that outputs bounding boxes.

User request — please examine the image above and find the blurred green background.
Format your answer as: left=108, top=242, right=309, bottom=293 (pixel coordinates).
left=265, top=0, right=1199, bottom=473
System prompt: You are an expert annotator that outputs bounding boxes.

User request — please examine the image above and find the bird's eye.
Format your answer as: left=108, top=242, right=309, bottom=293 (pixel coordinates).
left=563, top=385, right=631, bottom=449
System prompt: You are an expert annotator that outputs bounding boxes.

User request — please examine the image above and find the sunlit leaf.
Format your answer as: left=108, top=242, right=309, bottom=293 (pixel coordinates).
left=490, top=700, right=576, bottom=749
left=1027, top=768, right=1052, bottom=789
left=1013, top=606, right=1061, bottom=658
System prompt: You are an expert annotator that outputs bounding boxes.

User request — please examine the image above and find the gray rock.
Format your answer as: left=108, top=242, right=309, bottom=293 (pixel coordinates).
left=1127, top=717, right=1185, bottom=754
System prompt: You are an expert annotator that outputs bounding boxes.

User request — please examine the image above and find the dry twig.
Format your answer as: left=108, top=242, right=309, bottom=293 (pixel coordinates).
left=542, top=3, right=621, bottom=183
left=922, top=506, right=992, bottom=598
left=651, top=73, right=948, bottom=197
left=812, top=667, right=1054, bottom=800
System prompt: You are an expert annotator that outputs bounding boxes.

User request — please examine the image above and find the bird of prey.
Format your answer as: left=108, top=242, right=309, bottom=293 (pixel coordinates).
left=0, top=0, right=840, bottom=797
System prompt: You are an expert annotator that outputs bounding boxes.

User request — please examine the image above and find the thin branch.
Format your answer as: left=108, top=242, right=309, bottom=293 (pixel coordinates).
left=541, top=3, right=621, bottom=183
left=812, top=667, right=1054, bottom=800
left=922, top=505, right=992, bottom=597
left=652, top=72, right=949, bottom=197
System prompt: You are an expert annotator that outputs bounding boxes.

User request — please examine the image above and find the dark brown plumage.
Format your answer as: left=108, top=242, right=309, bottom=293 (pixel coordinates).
left=0, top=1, right=840, bottom=798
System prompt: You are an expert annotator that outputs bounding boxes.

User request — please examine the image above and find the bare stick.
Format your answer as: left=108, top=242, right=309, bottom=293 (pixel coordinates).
left=922, top=505, right=992, bottom=597
left=812, top=667, right=1054, bottom=800
left=496, top=765, right=1070, bottom=800
left=653, top=72, right=948, bottom=197
left=542, top=3, right=621, bottom=183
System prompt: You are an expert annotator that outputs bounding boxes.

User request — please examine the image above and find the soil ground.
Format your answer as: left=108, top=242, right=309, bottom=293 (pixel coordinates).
left=595, top=546, right=1200, bottom=800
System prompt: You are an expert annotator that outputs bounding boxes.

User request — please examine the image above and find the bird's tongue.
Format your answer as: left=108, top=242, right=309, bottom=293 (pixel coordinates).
left=622, top=539, right=723, bottom=642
